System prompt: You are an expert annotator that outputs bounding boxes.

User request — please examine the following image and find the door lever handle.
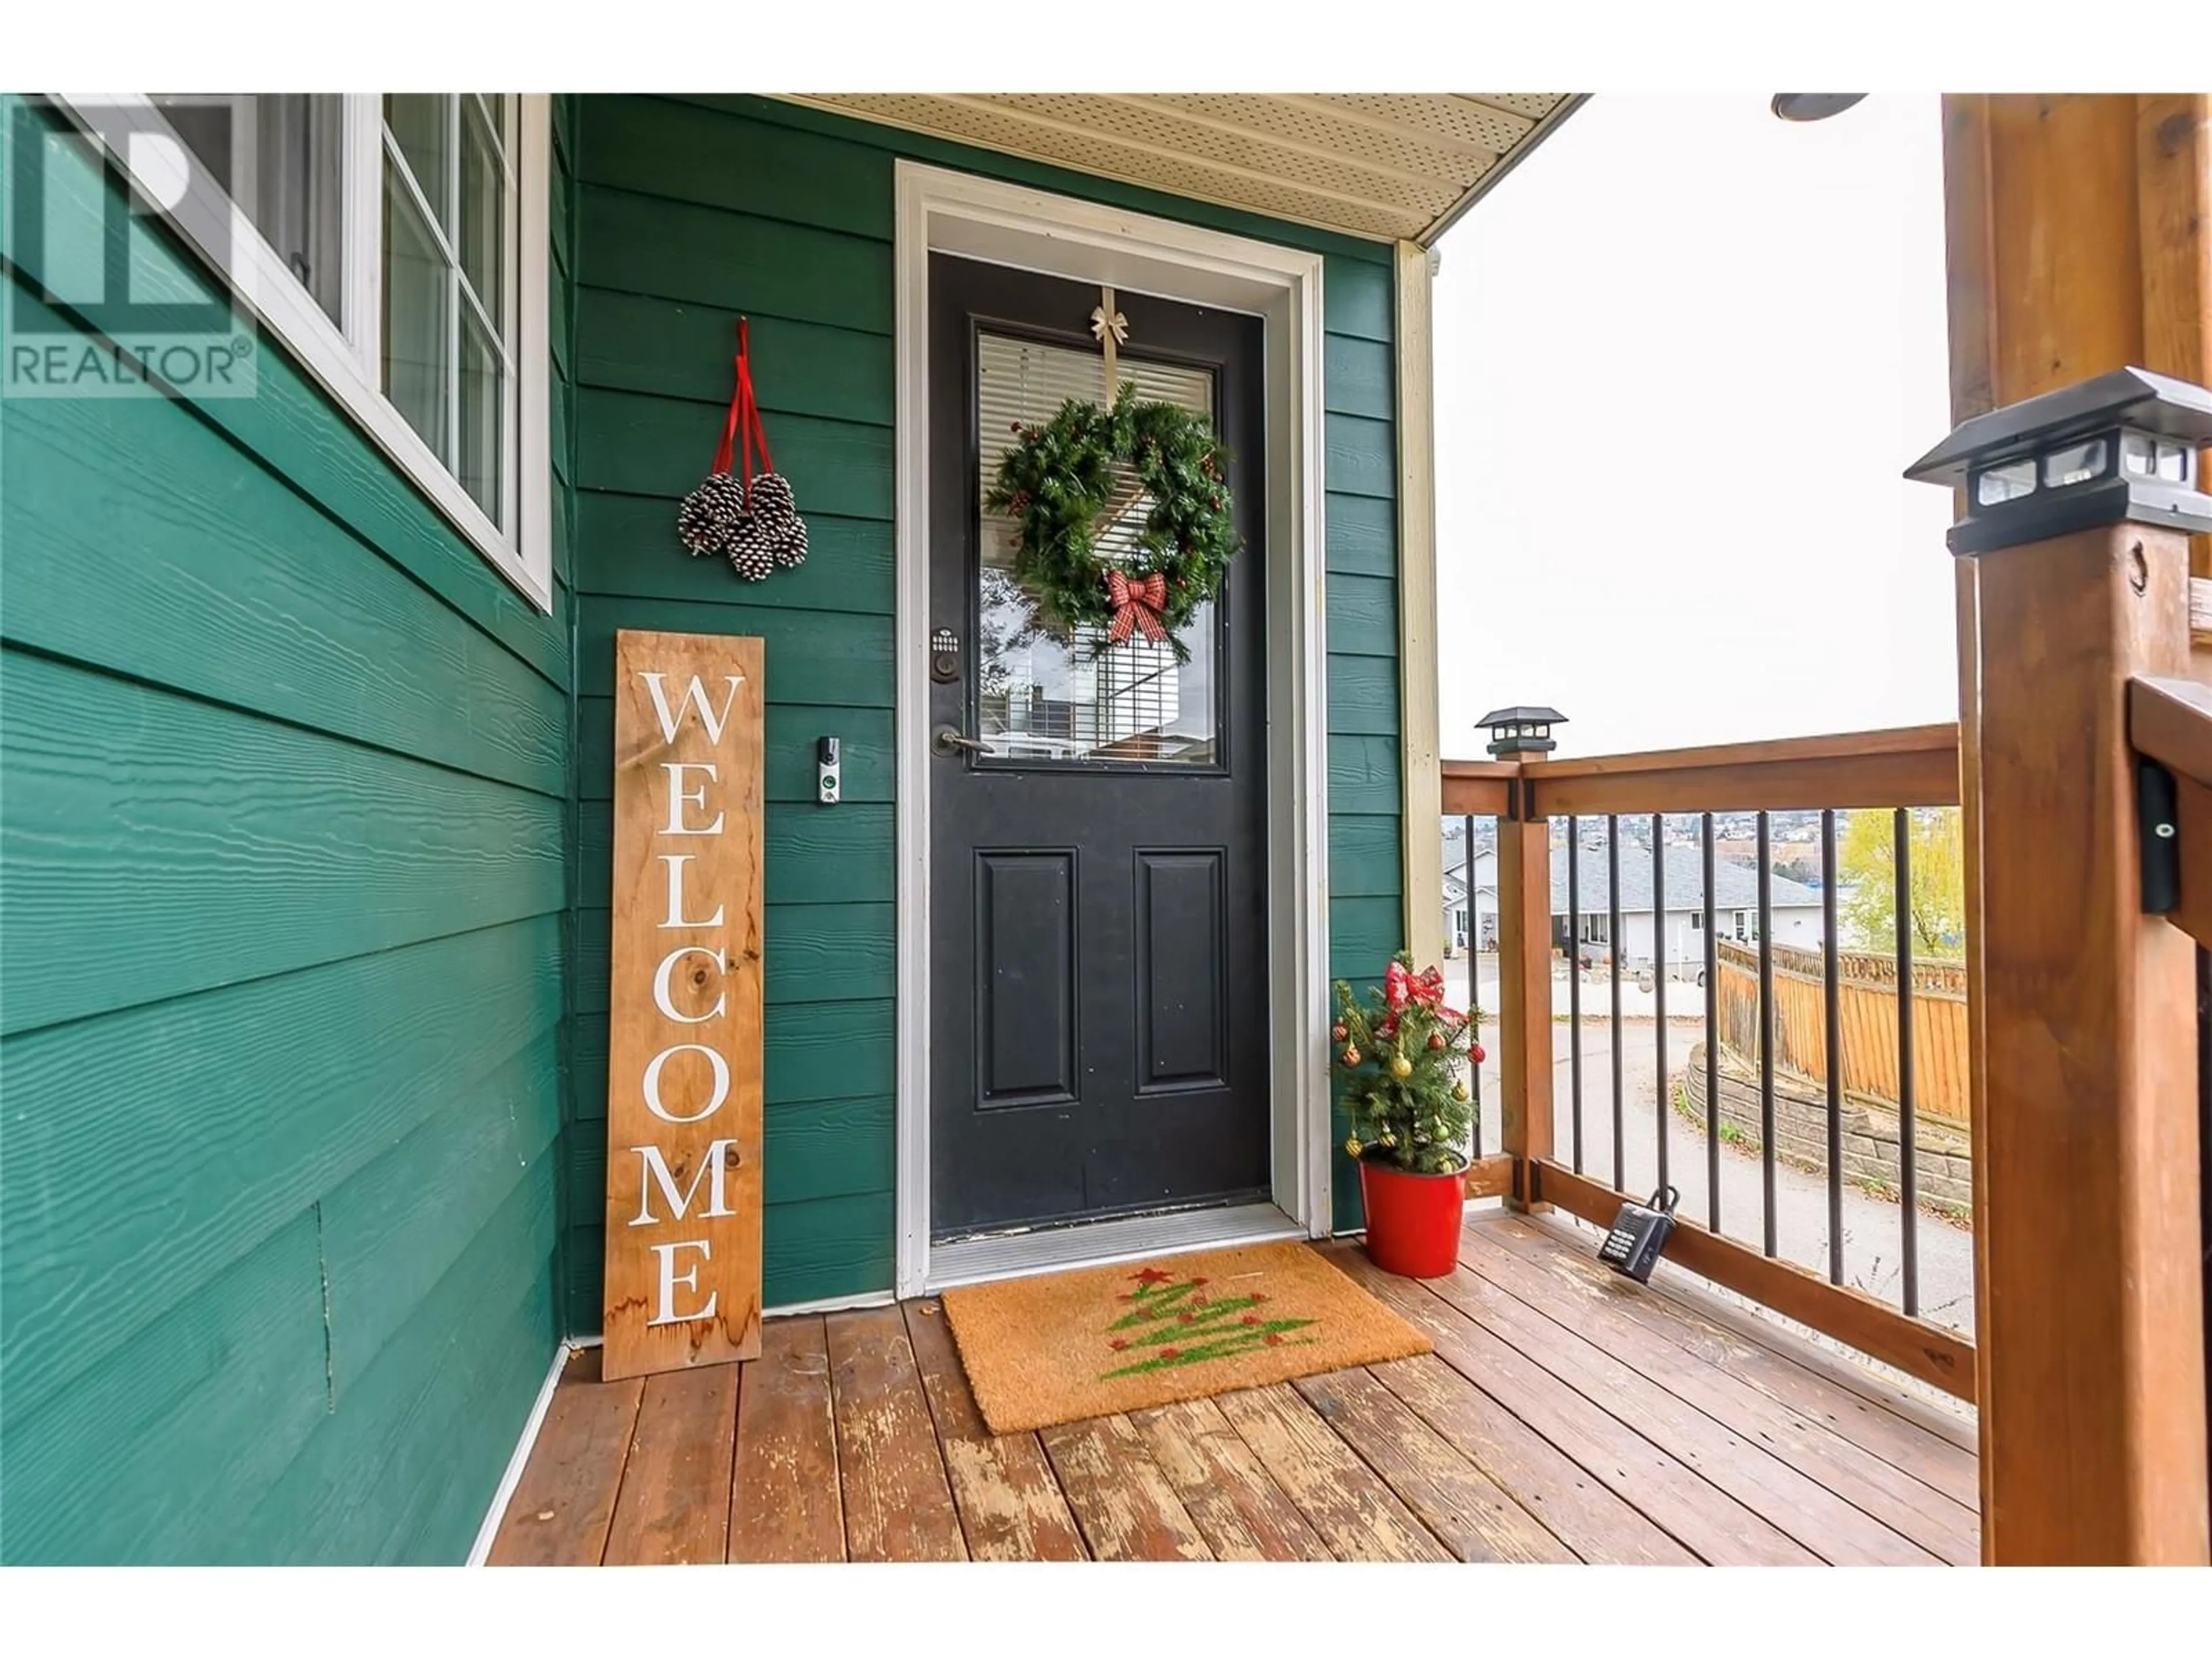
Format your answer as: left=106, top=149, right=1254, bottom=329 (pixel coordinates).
left=933, top=725, right=991, bottom=756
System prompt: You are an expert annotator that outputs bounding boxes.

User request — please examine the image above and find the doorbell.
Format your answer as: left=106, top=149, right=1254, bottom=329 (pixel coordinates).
left=817, top=736, right=841, bottom=806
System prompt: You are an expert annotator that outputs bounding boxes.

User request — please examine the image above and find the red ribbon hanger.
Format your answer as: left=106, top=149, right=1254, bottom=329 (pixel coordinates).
left=711, top=319, right=777, bottom=505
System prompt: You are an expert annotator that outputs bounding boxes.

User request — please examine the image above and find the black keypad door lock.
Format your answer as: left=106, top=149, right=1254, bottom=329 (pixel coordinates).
left=1597, top=1185, right=1679, bottom=1284
left=930, top=627, right=961, bottom=685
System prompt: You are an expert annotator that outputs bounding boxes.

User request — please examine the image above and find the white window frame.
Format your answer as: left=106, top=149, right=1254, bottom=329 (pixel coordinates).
left=51, top=93, right=554, bottom=612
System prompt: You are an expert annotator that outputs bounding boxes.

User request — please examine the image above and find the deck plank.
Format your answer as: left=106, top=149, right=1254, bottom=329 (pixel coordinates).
left=1368, top=1351, right=1698, bottom=1565
left=1463, top=1218, right=1979, bottom=1562
left=487, top=1347, right=643, bottom=1566
left=1327, top=1243, right=1816, bottom=1564
left=730, top=1315, right=845, bottom=1562
left=1130, top=1396, right=1332, bottom=1561
left=1037, top=1414, right=1214, bottom=1560
left=1629, top=1226, right=1980, bottom=1453
left=825, top=1305, right=967, bottom=1560
left=1421, top=1249, right=1938, bottom=1565
left=1487, top=1213, right=1981, bottom=1508
left=1291, top=1366, right=1577, bottom=1563
left=1213, top=1381, right=1454, bottom=1561
left=602, top=1362, right=740, bottom=1565
left=903, top=1301, right=1088, bottom=1561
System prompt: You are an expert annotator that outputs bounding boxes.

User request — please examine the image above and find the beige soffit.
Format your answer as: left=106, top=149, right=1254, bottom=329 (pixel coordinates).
left=779, top=93, right=1585, bottom=245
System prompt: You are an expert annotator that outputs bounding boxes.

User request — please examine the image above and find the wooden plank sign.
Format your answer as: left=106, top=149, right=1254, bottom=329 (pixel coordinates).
left=603, top=630, right=765, bottom=1381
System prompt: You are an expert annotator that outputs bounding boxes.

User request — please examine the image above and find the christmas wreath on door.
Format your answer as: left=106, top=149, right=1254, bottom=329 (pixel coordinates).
left=983, top=380, right=1238, bottom=661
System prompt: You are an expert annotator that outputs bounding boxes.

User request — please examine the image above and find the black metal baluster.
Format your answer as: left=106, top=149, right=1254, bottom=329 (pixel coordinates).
left=1896, top=808, right=1919, bottom=1317
left=1609, top=814, right=1624, bottom=1194
left=1569, top=819, right=1584, bottom=1175
left=2196, top=945, right=2209, bottom=1483
left=1823, top=809, right=1843, bottom=1286
left=1758, top=809, right=1778, bottom=1257
left=1653, top=813, right=1669, bottom=1197
left=1465, top=813, right=1480, bottom=1158
left=1703, top=812, right=1720, bottom=1234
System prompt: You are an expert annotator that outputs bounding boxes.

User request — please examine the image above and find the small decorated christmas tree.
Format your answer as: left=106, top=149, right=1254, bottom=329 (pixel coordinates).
left=1331, top=951, right=1483, bottom=1175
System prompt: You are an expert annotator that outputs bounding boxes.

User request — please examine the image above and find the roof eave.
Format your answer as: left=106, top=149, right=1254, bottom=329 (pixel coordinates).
left=1416, top=93, right=1589, bottom=247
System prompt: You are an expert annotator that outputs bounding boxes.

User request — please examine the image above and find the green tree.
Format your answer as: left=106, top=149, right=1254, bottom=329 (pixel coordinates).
left=1838, top=808, right=1965, bottom=954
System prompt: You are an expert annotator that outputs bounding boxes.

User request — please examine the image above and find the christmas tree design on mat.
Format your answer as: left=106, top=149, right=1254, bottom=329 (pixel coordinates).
left=1098, top=1266, right=1319, bottom=1380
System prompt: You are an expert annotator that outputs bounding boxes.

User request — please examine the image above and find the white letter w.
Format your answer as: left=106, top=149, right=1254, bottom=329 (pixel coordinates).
left=638, top=673, right=745, bottom=744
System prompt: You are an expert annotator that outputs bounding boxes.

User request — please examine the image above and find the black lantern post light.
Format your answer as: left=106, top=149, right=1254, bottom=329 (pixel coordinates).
left=1478, top=706, right=1565, bottom=759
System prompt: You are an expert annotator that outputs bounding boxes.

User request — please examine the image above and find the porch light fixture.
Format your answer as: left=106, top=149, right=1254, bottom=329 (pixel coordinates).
left=1903, top=366, right=2212, bottom=554
left=1478, top=706, right=1566, bottom=757
left=1771, top=94, right=1866, bottom=122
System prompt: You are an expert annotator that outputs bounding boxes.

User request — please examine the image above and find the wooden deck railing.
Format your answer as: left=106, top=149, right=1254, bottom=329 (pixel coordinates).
left=1446, top=724, right=1978, bottom=1401
left=2131, top=673, right=2212, bottom=952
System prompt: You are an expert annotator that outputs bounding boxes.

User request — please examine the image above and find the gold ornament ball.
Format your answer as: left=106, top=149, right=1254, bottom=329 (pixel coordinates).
left=1343, top=1135, right=1363, bottom=1157
left=1389, top=1053, right=1414, bottom=1080
left=1452, top=1082, right=1470, bottom=1102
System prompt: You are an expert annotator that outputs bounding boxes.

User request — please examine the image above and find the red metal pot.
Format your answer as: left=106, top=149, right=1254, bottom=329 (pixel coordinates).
left=1358, top=1155, right=1467, bottom=1278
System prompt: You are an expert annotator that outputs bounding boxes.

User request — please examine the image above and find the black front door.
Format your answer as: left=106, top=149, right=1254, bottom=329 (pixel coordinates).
left=929, top=253, right=1270, bottom=1240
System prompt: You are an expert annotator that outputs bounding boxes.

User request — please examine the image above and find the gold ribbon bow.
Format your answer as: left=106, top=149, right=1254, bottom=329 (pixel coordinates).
left=1090, top=286, right=1128, bottom=399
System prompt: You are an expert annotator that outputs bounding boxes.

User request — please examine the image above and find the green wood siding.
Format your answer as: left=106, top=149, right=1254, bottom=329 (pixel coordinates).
left=560, top=94, right=1406, bottom=1318
left=0, top=99, right=575, bottom=1562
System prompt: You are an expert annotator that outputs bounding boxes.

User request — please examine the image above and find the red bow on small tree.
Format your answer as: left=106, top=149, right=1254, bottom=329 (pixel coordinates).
left=1105, top=569, right=1170, bottom=645
left=1384, top=959, right=1447, bottom=1012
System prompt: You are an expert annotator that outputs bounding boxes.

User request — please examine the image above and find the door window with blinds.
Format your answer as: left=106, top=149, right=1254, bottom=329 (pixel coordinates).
left=975, top=331, right=1223, bottom=767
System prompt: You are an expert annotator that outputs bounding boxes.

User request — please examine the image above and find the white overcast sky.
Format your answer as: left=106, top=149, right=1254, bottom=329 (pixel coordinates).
left=1433, top=93, right=1957, bottom=760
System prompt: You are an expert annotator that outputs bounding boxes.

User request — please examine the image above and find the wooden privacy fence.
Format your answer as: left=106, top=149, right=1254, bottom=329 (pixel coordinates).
left=1714, top=938, right=1971, bottom=1128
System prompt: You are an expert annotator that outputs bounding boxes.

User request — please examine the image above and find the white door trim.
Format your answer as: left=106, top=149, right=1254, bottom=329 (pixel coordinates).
left=892, top=160, right=1330, bottom=1300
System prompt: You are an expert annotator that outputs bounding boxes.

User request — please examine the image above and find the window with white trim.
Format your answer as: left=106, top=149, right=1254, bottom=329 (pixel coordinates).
left=99, top=93, right=551, bottom=608
left=378, top=95, right=517, bottom=530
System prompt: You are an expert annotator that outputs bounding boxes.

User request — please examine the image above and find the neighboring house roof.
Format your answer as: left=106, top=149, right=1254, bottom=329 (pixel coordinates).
left=1443, top=844, right=1495, bottom=886
left=1551, top=844, right=1822, bottom=916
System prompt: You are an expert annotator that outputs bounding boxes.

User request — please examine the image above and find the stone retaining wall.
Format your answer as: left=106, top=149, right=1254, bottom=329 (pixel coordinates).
left=1678, top=1041, right=1973, bottom=1215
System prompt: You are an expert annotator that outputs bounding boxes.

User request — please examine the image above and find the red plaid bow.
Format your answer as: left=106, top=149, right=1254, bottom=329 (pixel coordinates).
left=1384, top=960, right=1448, bottom=1012
left=1106, top=570, right=1169, bottom=645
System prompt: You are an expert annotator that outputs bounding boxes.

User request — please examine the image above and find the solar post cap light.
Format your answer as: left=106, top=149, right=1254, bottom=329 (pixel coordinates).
left=1478, top=706, right=1566, bottom=759
left=1903, top=366, right=2212, bottom=555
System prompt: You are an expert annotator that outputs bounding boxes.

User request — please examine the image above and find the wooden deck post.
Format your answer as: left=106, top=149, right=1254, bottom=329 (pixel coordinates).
left=1938, top=94, right=2212, bottom=1563
left=1497, top=781, right=1554, bottom=1210
left=1973, top=516, right=2207, bottom=1564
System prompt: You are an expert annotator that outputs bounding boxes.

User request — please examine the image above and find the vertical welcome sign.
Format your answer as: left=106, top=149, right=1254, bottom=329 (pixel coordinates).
left=603, top=630, right=766, bottom=1381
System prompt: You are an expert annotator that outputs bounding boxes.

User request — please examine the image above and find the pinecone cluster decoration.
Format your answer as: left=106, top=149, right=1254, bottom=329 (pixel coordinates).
left=675, top=318, right=811, bottom=584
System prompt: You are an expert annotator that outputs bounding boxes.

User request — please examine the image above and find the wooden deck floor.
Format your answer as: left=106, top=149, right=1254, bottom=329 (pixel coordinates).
left=490, top=1211, right=1980, bottom=1565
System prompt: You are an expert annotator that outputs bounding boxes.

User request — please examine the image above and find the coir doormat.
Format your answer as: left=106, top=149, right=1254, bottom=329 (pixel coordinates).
left=938, top=1241, right=1431, bottom=1434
